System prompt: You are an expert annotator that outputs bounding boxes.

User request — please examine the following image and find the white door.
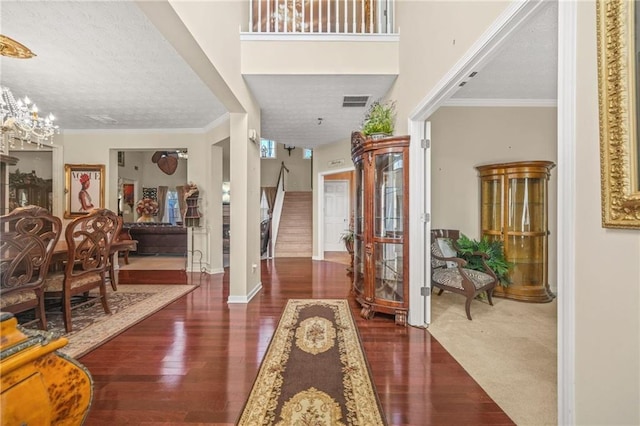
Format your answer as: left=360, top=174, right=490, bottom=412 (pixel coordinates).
left=323, top=180, right=350, bottom=251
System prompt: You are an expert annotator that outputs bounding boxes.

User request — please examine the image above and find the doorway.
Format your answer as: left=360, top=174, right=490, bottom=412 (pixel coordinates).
left=323, top=180, right=350, bottom=252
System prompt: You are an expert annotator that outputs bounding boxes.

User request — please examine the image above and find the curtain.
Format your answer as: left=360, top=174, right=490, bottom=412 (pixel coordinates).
left=157, top=186, right=168, bottom=222
left=176, top=185, right=186, bottom=224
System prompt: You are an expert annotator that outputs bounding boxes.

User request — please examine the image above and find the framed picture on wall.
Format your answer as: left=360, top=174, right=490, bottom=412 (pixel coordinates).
left=118, top=151, right=125, bottom=167
left=64, top=164, right=105, bottom=218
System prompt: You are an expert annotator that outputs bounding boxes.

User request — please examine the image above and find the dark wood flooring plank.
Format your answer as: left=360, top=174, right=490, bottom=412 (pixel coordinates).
left=80, top=258, right=514, bottom=425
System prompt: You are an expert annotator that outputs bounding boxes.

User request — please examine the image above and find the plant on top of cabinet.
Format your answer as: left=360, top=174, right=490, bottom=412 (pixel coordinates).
left=361, top=100, right=396, bottom=137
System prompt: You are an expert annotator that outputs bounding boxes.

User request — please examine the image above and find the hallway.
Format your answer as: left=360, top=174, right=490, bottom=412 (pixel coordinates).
left=81, top=258, right=513, bottom=425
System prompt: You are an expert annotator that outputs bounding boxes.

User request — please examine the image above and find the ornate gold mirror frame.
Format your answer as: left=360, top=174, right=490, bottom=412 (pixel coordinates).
left=598, top=0, right=640, bottom=228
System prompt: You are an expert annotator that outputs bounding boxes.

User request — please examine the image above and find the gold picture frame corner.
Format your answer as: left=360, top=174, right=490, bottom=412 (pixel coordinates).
left=597, top=0, right=640, bottom=229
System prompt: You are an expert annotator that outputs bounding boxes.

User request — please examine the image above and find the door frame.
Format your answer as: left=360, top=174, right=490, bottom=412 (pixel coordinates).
left=407, top=0, right=575, bottom=423
left=322, top=179, right=350, bottom=252
left=316, top=166, right=355, bottom=261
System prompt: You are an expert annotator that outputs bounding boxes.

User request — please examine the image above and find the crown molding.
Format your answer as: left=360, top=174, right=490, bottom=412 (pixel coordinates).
left=443, top=98, right=557, bottom=107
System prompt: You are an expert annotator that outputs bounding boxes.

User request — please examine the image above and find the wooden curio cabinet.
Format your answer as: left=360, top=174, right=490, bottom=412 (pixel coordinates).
left=476, top=161, right=555, bottom=302
left=351, top=131, right=410, bottom=326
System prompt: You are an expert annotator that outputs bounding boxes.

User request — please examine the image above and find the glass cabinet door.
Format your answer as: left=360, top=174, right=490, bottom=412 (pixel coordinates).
left=374, top=242, right=404, bottom=302
left=480, top=177, right=502, bottom=236
left=372, top=151, right=404, bottom=303
left=507, top=177, right=546, bottom=233
left=506, top=176, right=547, bottom=287
left=374, top=152, right=403, bottom=238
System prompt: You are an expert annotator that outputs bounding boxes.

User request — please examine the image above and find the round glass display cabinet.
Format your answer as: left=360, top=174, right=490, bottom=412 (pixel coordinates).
left=476, top=161, right=555, bottom=302
left=351, top=131, right=410, bottom=326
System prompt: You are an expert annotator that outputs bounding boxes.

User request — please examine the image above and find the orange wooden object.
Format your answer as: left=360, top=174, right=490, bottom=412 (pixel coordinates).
left=0, top=312, right=93, bottom=425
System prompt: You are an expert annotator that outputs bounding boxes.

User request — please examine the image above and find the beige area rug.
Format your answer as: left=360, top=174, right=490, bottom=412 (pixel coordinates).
left=23, top=284, right=195, bottom=358
left=238, top=299, right=386, bottom=426
left=119, top=255, right=185, bottom=270
left=428, top=292, right=557, bottom=426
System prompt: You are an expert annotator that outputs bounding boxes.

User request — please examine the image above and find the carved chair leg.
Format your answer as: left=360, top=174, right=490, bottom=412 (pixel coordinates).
left=465, top=297, right=473, bottom=321
left=109, top=264, right=117, bottom=291
left=37, top=294, right=47, bottom=330
left=99, top=283, right=111, bottom=315
left=124, top=250, right=130, bottom=264
left=437, top=288, right=444, bottom=296
left=486, top=289, right=494, bottom=306
left=63, top=297, right=73, bottom=333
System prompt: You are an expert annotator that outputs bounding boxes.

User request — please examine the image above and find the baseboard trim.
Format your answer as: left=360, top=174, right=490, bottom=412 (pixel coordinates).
left=227, top=282, right=263, bottom=304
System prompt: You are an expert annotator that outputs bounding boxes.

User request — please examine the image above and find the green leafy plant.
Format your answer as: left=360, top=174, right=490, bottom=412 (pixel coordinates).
left=340, top=229, right=354, bottom=253
left=456, top=234, right=513, bottom=287
left=361, top=100, right=396, bottom=136
left=340, top=229, right=354, bottom=244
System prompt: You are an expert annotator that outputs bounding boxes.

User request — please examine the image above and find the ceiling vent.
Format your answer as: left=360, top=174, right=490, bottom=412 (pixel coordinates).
left=342, top=95, right=369, bottom=107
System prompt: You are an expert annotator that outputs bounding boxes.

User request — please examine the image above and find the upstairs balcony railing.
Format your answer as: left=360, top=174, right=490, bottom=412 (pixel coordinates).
left=249, top=0, right=396, bottom=35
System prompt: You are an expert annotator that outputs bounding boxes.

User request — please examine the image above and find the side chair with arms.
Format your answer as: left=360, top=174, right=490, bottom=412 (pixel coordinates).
left=430, top=229, right=498, bottom=320
left=0, top=205, right=62, bottom=330
left=43, top=208, right=119, bottom=333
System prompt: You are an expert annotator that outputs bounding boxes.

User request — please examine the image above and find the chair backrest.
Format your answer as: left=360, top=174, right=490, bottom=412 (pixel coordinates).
left=0, top=205, right=62, bottom=296
left=430, top=229, right=461, bottom=269
left=64, top=209, right=119, bottom=278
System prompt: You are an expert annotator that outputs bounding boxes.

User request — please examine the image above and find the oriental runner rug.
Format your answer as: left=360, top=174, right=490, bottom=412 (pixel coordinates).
left=237, top=299, right=387, bottom=425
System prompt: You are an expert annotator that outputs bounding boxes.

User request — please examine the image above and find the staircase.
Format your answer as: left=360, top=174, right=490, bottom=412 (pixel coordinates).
left=275, top=191, right=312, bottom=257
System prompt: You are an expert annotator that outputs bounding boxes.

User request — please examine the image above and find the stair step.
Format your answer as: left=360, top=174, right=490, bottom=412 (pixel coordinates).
left=274, top=191, right=312, bottom=258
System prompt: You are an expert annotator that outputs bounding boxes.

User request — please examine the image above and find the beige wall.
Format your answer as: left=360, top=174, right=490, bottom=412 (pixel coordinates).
left=575, top=2, right=640, bottom=423
left=167, top=1, right=263, bottom=296
left=429, top=106, right=557, bottom=290
left=8, top=151, right=53, bottom=179
left=261, top=144, right=312, bottom=191
left=389, top=1, right=511, bottom=134
left=312, top=137, right=355, bottom=257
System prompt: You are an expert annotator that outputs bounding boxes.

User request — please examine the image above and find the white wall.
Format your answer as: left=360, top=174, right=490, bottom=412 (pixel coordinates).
left=260, top=144, right=312, bottom=191
left=312, top=137, right=354, bottom=257
left=8, top=151, right=53, bottom=179
left=575, top=2, right=640, bottom=423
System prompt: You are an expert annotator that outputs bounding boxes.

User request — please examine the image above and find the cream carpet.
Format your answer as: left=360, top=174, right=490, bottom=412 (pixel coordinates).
left=428, top=292, right=557, bottom=426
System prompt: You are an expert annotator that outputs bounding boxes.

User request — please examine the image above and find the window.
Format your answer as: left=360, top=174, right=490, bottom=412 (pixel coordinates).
left=303, top=148, right=313, bottom=159
left=260, top=138, right=276, bottom=159
left=164, top=190, right=181, bottom=225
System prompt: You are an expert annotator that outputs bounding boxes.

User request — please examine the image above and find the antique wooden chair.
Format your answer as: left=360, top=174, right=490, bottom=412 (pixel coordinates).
left=0, top=205, right=62, bottom=330
left=43, top=209, right=119, bottom=332
left=430, top=229, right=498, bottom=320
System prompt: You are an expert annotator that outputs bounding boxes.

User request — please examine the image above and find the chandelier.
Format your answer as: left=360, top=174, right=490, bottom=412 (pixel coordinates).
left=1, top=86, right=59, bottom=150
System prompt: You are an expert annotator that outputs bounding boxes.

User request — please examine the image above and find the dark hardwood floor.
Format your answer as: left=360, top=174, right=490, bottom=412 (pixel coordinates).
left=80, top=258, right=514, bottom=425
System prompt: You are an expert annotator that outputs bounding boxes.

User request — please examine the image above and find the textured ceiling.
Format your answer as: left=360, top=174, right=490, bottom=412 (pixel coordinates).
left=244, top=74, right=397, bottom=148
left=451, top=1, right=558, bottom=102
left=1, top=1, right=226, bottom=130
left=1, top=1, right=557, bottom=147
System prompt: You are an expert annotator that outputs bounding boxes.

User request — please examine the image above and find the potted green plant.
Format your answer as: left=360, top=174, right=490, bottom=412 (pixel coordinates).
left=340, top=229, right=355, bottom=273
left=455, top=234, right=513, bottom=287
left=339, top=229, right=354, bottom=254
left=361, top=100, right=396, bottom=137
